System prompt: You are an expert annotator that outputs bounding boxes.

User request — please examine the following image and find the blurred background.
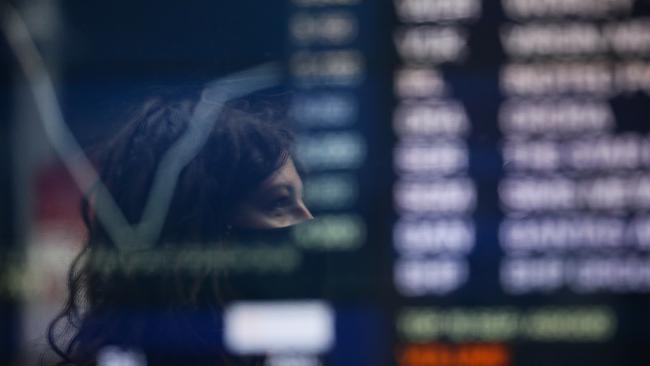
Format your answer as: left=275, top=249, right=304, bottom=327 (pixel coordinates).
left=1, top=0, right=650, bottom=365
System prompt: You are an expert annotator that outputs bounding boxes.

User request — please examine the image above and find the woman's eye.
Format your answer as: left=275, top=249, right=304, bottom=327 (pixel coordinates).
left=268, top=197, right=293, bottom=211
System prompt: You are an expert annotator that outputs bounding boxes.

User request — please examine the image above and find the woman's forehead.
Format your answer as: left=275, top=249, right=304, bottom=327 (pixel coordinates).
left=259, top=158, right=301, bottom=190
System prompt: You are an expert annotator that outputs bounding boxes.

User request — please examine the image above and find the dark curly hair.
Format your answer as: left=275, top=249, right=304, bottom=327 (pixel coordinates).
left=46, top=94, right=293, bottom=366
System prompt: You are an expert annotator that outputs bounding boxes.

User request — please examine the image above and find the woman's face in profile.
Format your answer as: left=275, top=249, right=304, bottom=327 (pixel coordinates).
left=230, top=158, right=313, bottom=229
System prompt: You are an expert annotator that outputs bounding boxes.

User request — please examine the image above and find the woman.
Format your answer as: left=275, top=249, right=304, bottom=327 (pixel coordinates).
left=47, top=94, right=313, bottom=366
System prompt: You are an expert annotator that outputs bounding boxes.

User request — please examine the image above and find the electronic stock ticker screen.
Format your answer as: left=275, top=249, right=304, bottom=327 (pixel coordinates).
left=3, top=0, right=650, bottom=366
left=284, top=0, right=650, bottom=365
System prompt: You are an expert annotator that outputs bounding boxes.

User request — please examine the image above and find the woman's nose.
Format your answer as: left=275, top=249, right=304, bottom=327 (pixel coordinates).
left=297, top=200, right=314, bottom=220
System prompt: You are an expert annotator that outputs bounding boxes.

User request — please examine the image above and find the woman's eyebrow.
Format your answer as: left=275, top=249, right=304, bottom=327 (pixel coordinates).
left=262, top=184, right=294, bottom=195
left=270, top=184, right=305, bottom=200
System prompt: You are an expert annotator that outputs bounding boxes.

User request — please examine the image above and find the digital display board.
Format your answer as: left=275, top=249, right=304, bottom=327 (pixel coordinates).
left=1, top=0, right=650, bottom=365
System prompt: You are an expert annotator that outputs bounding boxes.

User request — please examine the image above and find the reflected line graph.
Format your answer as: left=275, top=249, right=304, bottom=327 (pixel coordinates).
left=2, top=4, right=280, bottom=250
